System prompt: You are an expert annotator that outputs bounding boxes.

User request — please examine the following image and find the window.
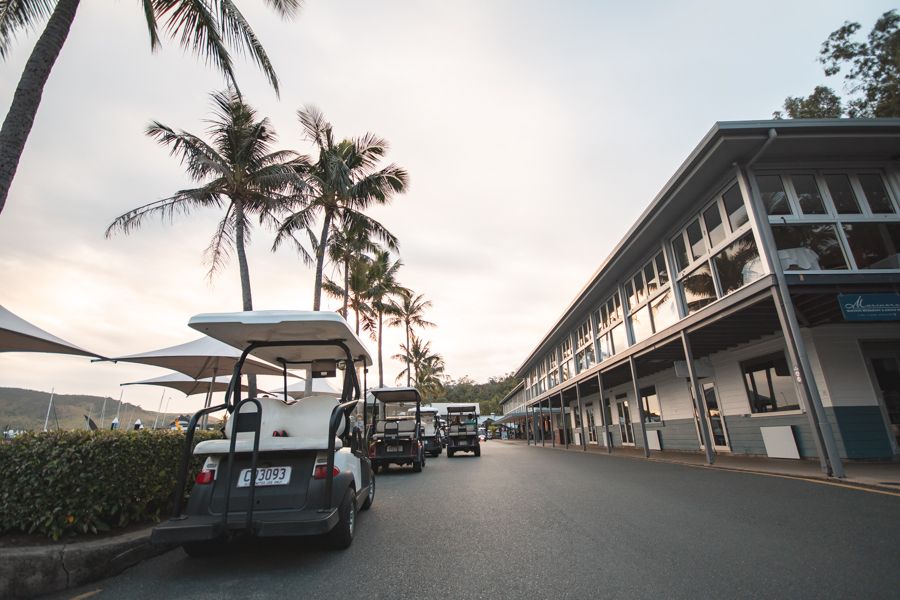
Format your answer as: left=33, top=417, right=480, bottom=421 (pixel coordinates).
left=641, top=386, right=661, bottom=423
left=703, top=203, right=726, bottom=247
left=841, top=222, right=900, bottom=269
left=824, top=174, right=861, bottom=214
left=791, top=174, right=827, bottom=215
left=644, top=263, right=657, bottom=294
left=596, top=292, right=626, bottom=359
left=560, top=340, right=573, bottom=382
left=631, top=305, right=653, bottom=343
left=610, top=322, right=628, bottom=354
left=858, top=174, right=896, bottom=214
left=672, top=234, right=689, bottom=272
left=723, top=183, right=749, bottom=231
left=771, top=224, right=848, bottom=270
left=681, top=263, right=716, bottom=314
left=742, top=352, right=800, bottom=413
left=575, top=319, right=595, bottom=373
left=650, top=288, right=678, bottom=332
left=686, top=219, right=706, bottom=261
left=758, top=175, right=791, bottom=215
left=655, top=253, right=669, bottom=285
left=713, top=233, right=763, bottom=295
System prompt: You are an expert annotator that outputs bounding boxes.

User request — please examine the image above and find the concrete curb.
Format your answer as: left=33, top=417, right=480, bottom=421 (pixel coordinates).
left=0, top=525, right=173, bottom=599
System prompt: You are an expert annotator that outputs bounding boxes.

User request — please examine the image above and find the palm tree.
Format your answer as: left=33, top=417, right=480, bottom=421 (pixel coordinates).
left=393, top=334, right=444, bottom=398
left=273, top=106, right=408, bottom=311
left=328, top=215, right=397, bottom=319
left=362, top=250, right=404, bottom=388
left=106, top=89, right=301, bottom=311
left=0, top=0, right=300, bottom=217
left=386, top=291, right=434, bottom=386
left=322, top=254, right=373, bottom=335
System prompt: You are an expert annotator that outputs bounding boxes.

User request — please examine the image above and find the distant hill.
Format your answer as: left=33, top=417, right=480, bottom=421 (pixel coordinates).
left=0, top=387, right=192, bottom=432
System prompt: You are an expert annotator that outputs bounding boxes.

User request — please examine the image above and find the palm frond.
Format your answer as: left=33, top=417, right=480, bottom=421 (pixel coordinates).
left=146, top=120, right=228, bottom=180
left=349, top=164, right=409, bottom=209
left=262, top=0, right=301, bottom=19
left=141, top=0, right=161, bottom=51
left=0, top=0, right=55, bottom=58
left=203, top=203, right=235, bottom=280
left=218, top=0, right=280, bottom=94
left=106, top=188, right=222, bottom=237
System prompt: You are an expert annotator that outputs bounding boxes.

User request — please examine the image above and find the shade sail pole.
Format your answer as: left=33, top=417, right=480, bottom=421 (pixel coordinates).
left=43, top=387, right=55, bottom=432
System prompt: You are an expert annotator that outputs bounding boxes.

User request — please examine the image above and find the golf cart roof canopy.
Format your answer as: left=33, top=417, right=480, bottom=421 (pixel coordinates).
left=188, top=310, right=372, bottom=367
left=446, top=405, right=477, bottom=414
left=368, top=387, right=421, bottom=404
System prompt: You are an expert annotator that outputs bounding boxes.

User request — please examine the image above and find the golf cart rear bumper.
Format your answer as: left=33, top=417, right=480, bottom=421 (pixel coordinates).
left=151, top=508, right=339, bottom=544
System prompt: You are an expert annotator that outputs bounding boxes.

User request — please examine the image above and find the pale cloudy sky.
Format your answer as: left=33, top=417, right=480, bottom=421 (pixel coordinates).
left=0, top=0, right=894, bottom=417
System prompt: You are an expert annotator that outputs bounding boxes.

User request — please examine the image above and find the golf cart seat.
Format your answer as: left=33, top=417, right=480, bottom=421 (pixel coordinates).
left=374, top=418, right=416, bottom=439
left=194, top=395, right=346, bottom=455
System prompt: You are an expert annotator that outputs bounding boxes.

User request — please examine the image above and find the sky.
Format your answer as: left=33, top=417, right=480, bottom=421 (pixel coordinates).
left=0, top=0, right=895, bottom=419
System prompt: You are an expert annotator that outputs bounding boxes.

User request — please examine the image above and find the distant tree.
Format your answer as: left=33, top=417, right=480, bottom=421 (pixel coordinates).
left=328, top=216, right=397, bottom=319
left=107, top=90, right=301, bottom=312
left=775, top=10, right=900, bottom=119
left=323, top=254, right=372, bottom=335
left=773, top=86, right=843, bottom=119
left=362, top=250, right=404, bottom=388
left=0, top=0, right=300, bottom=217
left=386, top=291, right=434, bottom=386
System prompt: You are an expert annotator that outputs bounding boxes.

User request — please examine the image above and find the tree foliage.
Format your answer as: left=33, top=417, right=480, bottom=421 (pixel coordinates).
left=432, top=373, right=519, bottom=417
left=775, top=10, right=900, bottom=119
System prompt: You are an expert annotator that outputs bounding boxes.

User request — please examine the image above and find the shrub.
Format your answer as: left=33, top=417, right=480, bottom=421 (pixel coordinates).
left=0, top=429, right=222, bottom=540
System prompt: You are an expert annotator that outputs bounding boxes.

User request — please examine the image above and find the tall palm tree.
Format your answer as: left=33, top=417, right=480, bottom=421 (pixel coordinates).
left=328, top=215, right=397, bottom=319
left=392, top=334, right=444, bottom=396
left=362, top=250, right=404, bottom=388
left=106, top=89, right=301, bottom=311
left=0, top=0, right=300, bottom=217
left=386, top=291, right=434, bottom=386
left=322, top=254, right=373, bottom=335
left=273, top=106, right=408, bottom=311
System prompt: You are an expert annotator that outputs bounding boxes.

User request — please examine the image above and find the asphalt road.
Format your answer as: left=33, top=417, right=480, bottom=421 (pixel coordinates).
left=54, top=442, right=900, bottom=600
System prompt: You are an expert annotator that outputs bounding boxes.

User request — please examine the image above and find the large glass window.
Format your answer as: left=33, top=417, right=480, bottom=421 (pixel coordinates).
left=686, top=219, right=706, bottom=261
left=791, top=174, right=827, bottom=215
left=758, top=175, right=792, bottom=215
left=723, top=183, right=749, bottom=231
left=703, top=203, right=726, bottom=247
left=672, top=235, right=689, bottom=271
left=681, top=263, right=716, bottom=314
left=713, top=233, right=763, bottom=295
left=742, top=352, right=800, bottom=413
left=610, top=323, right=628, bottom=354
left=641, top=386, right=661, bottom=423
left=655, top=253, right=669, bottom=285
left=650, top=288, right=678, bottom=332
left=631, top=305, right=653, bottom=343
left=841, top=222, right=900, bottom=269
left=771, top=224, right=848, bottom=270
left=824, top=174, right=861, bottom=214
left=858, top=174, right=896, bottom=214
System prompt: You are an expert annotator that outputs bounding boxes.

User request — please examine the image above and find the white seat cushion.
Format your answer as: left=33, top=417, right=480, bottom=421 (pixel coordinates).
left=217, top=395, right=345, bottom=452
left=194, top=436, right=343, bottom=455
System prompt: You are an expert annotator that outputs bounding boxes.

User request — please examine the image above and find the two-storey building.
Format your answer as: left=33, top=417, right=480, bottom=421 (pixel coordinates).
left=513, top=119, right=900, bottom=476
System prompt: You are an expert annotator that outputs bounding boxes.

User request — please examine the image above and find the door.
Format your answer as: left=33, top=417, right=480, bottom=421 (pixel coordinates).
left=585, top=404, right=597, bottom=443
left=615, top=394, right=634, bottom=445
left=864, top=343, right=900, bottom=454
left=690, top=381, right=730, bottom=451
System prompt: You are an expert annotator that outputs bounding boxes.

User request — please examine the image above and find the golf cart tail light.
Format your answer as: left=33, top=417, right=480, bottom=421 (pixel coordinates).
left=313, top=465, right=340, bottom=480
left=195, top=469, right=214, bottom=485
left=368, top=444, right=376, bottom=458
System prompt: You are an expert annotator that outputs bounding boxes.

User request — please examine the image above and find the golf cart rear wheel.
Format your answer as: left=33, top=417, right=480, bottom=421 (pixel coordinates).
left=326, top=488, right=356, bottom=550
left=448, top=449, right=454, bottom=457
left=474, top=445, right=481, bottom=457
left=361, top=476, right=375, bottom=510
left=413, top=459, right=422, bottom=472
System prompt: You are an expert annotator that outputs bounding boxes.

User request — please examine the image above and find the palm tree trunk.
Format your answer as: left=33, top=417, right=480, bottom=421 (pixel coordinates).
left=377, top=310, right=384, bottom=387
left=405, top=322, right=411, bottom=387
left=312, top=209, right=333, bottom=311
left=342, top=258, right=349, bottom=318
left=0, top=0, right=82, bottom=216
left=234, top=201, right=253, bottom=311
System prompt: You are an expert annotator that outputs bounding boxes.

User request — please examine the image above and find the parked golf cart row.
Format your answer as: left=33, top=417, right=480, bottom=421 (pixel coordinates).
left=151, top=310, right=481, bottom=558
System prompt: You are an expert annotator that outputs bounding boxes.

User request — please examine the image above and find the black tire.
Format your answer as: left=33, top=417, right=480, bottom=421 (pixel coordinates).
left=448, top=449, right=455, bottom=457
left=182, top=541, right=221, bottom=558
left=361, top=474, right=375, bottom=511
left=372, top=462, right=381, bottom=474
left=474, top=445, right=481, bottom=457
left=326, top=488, right=356, bottom=550
left=412, top=458, right=422, bottom=472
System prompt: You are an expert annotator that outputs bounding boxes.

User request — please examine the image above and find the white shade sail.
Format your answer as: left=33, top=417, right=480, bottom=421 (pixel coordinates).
left=282, top=378, right=341, bottom=399
left=106, top=336, right=288, bottom=379
left=121, top=371, right=258, bottom=397
left=0, top=304, right=100, bottom=357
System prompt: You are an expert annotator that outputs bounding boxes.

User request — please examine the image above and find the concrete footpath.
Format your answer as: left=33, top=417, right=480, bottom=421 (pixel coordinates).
left=500, top=439, right=900, bottom=494
left=0, top=525, right=171, bottom=598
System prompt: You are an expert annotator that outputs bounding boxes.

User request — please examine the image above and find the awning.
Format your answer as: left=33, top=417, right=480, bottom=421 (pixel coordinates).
left=0, top=304, right=101, bottom=357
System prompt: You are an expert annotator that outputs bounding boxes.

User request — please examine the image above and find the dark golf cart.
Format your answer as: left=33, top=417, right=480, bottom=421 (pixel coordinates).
left=415, top=407, right=443, bottom=457
left=446, top=405, right=480, bottom=457
left=369, top=387, right=426, bottom=472
left=152, top=311, right=376, bottom=554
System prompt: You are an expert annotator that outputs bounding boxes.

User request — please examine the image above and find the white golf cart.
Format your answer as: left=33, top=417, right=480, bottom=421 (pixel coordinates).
left=445, top=405, right=481, bottom=457
left=368, top=387, right=426, bottom=473
left=411, top=407, right=443, bottom=457
left=152, top=311, right=375, bottom=554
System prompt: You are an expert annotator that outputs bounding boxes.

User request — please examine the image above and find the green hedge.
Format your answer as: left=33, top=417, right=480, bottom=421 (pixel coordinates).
left=0, top=429, right=222, bottom=540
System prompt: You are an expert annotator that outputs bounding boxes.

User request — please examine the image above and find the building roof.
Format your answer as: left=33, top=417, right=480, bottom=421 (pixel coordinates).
left=499, top=380, right=525, bottom=405
left=514, top=118, right=900, bottom=378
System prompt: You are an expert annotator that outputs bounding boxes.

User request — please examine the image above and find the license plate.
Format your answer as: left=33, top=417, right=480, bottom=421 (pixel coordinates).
left=237, top=466, right=291, bottom=488
left=458, top=440, right=468, bottom=446
left=387, top=445, right=402, bottom=453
